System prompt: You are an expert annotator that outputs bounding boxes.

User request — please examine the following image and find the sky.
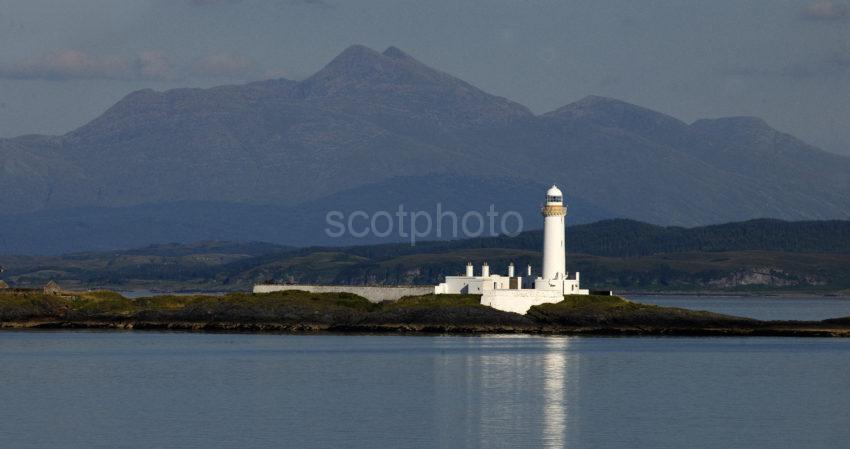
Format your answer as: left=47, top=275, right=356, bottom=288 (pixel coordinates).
left=0, top=0, right=849, bottom=156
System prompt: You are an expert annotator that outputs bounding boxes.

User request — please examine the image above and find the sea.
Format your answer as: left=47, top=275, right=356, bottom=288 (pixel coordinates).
left=2, top=295, right=849, bottom=449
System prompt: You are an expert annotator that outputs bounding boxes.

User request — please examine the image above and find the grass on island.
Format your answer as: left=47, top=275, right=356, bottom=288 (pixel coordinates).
left=0, top=289, right=379, bottom=322
left=528, top=294, right=755, bottom=326
left=384, top=294, right=484, bottom=310
left=134, top=291, right=379, bottom=312
left=0, top=288, right=759, bottom=327
left=0, top=289, right=137, bottom=320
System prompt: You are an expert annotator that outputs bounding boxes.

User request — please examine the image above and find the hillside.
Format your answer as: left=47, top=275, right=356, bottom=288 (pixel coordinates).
left=1, top=45, right=849, bottom=255
left=2, top=219, right=849, bottom=293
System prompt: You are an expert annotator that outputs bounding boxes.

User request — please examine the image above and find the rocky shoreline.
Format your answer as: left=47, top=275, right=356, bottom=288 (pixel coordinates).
left=4, top=320, right=850, bottom=337
left=4, top=323, right=850, bottom=338
left=2, top=289, right=850, bottom=337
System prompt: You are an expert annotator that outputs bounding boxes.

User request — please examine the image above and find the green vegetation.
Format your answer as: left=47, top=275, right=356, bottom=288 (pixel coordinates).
left=534, top=294, right=639, bottom=312
left=3, top=218, right=850, bottom=293
left=383, top=294, right=484, bottom=310
left=0, top=289, right=492, bottom=325
left=0, top=289, right=385, bottom=324
left=566, top=219, right=850, bottom=257
left=69, top=290, right=136, bottom=315
left=134, top=290, right=379, bottom=313
left=0, top=289, right=137, bottom=320
left=0, top=291, right=69, bottom=321
left=528, top=295, right=755, bottom=327
left=4, top=289, right=847, bottom=336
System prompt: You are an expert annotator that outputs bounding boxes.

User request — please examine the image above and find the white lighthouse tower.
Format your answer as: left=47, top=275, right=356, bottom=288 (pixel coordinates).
left=540, top=185, right=566, bottom=284
left=433, top=184, right=589, bottom=314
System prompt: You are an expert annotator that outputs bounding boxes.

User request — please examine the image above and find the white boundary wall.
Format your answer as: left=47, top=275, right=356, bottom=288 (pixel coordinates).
left=480, top=289, right=564, bottom=315
left=252, top=284, right=433, bottom=303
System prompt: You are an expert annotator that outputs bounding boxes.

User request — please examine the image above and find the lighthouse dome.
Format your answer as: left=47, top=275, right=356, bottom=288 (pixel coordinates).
left=546, top=185, right=563, bottom=204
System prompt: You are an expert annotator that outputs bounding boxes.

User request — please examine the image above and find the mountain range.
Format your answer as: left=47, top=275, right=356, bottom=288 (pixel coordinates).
left=1, top=44, right=849, bottom=255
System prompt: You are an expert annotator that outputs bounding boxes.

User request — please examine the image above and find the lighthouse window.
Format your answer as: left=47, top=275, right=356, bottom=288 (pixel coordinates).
left=547, top=195, right=562, bottom=203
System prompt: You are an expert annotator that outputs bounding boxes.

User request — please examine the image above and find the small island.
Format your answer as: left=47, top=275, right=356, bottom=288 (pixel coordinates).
left=2, top=288, right=850, bottom=337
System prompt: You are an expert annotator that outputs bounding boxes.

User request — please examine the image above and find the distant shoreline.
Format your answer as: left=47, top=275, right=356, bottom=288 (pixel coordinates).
left=15, top=286, right=850, bottom=299
left=4, top=219, right=850, bottom=295
left=624, top=291, right=850, bottom=298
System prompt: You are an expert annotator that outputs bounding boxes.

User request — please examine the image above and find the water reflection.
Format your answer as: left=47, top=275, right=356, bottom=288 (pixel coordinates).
left=470, top=340, right=539, bottom=448
left=4, top=334, right=850, bottom=449
left=542, top=337, right=568, bottom=448
left=430, top=337, right=574, bottom=448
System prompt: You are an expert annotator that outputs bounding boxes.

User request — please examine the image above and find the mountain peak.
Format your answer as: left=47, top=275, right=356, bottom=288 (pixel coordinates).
left=543, top=95, right=688, bottom=136
left=303, top=44, right=492, bottom=95
left=547, top=95, right=679, bottom=120
left=301, top=44, right=433, bottom=94
left=328, top=44, right=385, bottom=64
left=382, top=46, right=413, bottom=60
left=690, top=116, right=780, bottom=146
left=307, top=45, right=388, bottom=80
left=298, top=44, right=533, bottom=123
left=572, top=95, right=628, bottom=107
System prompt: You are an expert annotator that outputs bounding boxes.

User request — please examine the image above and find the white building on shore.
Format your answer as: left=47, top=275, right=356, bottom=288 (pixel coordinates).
left=434, top=185, right=588, bottom=314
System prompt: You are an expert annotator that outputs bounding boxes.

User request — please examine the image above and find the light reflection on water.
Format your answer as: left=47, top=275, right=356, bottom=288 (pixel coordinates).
left=542, top=337, right=568, bottom=449
left=1, top=333, right=850, bottom=449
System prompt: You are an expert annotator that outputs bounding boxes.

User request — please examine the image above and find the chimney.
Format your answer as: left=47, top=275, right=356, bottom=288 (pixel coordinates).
left=465, top=262, right=474, bottom=277
left=508, top=262, right=515, bottom=277
left=482, top=262, right=490, bottom=277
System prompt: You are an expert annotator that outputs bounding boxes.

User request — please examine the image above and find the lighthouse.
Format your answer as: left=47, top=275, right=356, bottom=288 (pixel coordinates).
left=541, top=185, right=567, bottom=283
left=433, top=184, right=589, bottom=314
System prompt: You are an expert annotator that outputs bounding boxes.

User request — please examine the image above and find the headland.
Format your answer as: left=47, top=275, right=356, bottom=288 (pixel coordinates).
left=2, top=289, right=849, bottom=337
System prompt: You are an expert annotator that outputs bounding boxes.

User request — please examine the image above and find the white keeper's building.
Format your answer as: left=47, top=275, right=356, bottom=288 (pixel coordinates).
left=434, top=185, right=589, bottom=314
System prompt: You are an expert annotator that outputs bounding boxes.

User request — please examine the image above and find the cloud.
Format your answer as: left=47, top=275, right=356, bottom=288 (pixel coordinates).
left=135, top=51, right=173, bottom=80
left=0, top=48, right=264, bottom=82
left=0, top=49, right=173, bottom=81
left=190, top=52, right=257, bottom=78
left=801, top=2, right=850, bottom=20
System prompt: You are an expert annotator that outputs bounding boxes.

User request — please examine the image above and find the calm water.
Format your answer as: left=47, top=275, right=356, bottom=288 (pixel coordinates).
left=2, top=332, right=850, bottom=449
left=631, top=294, right=850, bottom=321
